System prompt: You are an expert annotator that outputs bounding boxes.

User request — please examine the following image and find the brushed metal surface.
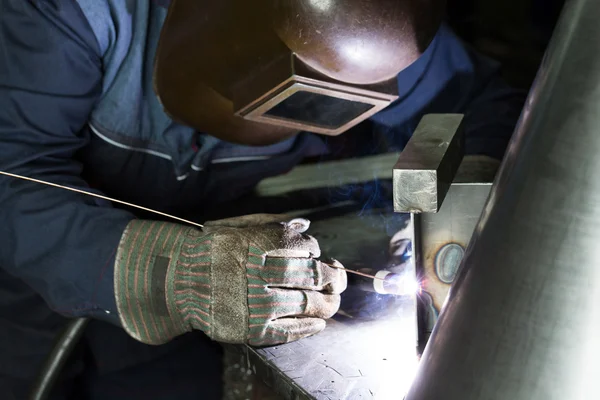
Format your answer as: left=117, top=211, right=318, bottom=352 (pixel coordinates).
left=416, top=183, right=492, bottom=344
left=393, top=114, right=465, bottom=213
left=406, top=0, right=600, bottom=398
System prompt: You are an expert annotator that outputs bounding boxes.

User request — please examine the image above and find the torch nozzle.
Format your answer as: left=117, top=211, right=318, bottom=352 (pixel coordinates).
left=376, top=271, right=420, bottom=296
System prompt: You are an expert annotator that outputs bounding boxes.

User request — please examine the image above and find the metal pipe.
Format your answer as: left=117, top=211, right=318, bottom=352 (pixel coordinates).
left=406, top=0, right=600, bottom=399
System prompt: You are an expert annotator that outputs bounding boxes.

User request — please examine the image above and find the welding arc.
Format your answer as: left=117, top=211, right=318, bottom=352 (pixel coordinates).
left=0, top=170, right=204, bottom=228
left=324, top=263, right=385, bottom=281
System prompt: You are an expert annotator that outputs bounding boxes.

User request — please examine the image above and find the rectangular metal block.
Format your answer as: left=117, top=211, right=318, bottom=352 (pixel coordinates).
left=393, top=114, right=465, bottom=213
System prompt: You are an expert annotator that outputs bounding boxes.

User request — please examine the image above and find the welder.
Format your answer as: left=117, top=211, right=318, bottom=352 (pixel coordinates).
left=0, top=0, right=524, bottom=399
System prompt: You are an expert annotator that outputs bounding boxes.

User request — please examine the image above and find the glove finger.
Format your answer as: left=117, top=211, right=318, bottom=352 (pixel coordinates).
left=248, top=288, right=340, bottom=320
left=247, top=288, right=307, bottom=323
left=266, top=232, right=321, bottom=258
left=248, top=317, right=326, bottom=347
left=204, top=214, right=290, bottom=228
left=322, top=259, right=348, bottom=294
left=303, top=290, right=341, bottom=319
left=255, top=258, right=346, bottom=294
left=286, top=218, right=310, bottom=233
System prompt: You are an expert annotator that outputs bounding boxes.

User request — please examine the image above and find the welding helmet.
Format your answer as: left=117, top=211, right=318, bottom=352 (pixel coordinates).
left=154, top=0, right=445, bottom=145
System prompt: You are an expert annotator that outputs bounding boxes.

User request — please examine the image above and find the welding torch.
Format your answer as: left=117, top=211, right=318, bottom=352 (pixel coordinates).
left=327, top=263, right=419, bottom=296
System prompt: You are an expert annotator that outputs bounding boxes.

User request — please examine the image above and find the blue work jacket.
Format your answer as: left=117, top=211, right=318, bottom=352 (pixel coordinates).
left=0, top=0, right=524, bottom=398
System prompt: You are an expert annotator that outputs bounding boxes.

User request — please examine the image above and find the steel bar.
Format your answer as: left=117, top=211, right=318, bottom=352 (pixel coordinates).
left=393, top=114, right=465, bottom=213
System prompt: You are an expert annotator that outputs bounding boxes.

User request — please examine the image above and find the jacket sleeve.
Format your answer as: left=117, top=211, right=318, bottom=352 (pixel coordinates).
left=369, top=24, right=526, bottom=161
left=0, top=0, right=134, bottom=324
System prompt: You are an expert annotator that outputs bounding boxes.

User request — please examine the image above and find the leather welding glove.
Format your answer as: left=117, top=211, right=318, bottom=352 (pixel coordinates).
left=113, top=214, right=347, bottom=346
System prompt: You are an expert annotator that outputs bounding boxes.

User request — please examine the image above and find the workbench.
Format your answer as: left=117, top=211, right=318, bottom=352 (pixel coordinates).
left=223, top=209, right=420, bottom=400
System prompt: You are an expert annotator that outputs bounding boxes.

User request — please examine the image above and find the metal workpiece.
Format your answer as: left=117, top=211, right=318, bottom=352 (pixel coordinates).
left=415, top=182, right=492, bottom=345
left=406, top=0, right=600, bottom=399
left=393, top=114, right=465, bottom=213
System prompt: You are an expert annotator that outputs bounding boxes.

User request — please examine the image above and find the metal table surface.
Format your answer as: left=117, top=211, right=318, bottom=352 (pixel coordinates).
left=239, top=209, right=421, bottom=400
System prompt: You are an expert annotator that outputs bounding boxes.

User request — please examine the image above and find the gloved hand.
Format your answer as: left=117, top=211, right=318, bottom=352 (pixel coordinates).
left=114, top=214, right=347, bottom=346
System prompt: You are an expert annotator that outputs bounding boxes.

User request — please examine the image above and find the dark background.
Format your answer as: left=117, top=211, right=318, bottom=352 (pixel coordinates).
left=448, top=0, right=565, bottom=89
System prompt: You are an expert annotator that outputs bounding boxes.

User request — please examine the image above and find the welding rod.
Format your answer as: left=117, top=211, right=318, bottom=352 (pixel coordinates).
left=0, top=170, right=204, bottom=228
left=324, top=263, right=386, bottom=281
left=0, top=170, right=388, bottom=283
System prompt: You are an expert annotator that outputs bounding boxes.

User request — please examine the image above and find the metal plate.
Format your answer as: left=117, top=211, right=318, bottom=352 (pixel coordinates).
left=416, top=183, right=492, bottom=340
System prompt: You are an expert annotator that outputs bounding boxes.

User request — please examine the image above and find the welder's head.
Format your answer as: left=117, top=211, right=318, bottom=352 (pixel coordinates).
left=154, top=0, right=445, bottom=145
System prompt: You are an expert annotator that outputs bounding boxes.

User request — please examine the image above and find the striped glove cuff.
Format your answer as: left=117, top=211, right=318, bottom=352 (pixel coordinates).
left=114, top=220, right=213, bottom=345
